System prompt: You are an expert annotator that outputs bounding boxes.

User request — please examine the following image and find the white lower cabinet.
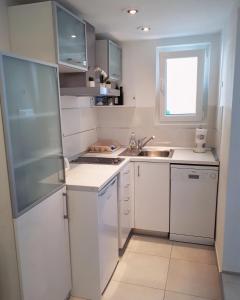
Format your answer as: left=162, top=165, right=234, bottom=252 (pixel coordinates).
left=118, top=162, right=132, bottom=249
left=134, top=162, right=170, bottom=232
left=14, top=187, right=71, bottom=300
left=68, top=177, right=119, bottom=300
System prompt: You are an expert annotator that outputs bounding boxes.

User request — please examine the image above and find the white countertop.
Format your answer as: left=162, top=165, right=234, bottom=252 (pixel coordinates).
left=66, top=158, right=130, bottom=192
left=84, top=147, right=218, bottom=165
left=171, top=149, right=218, bottom=165
left=66, top=147, right=219, bottom=192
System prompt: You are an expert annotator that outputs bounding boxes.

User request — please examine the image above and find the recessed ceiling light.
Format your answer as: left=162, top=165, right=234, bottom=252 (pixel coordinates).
left=137, top=26, right=151, bottom=32
left=127, top=9, right=138, bottom=15
left=71, top=34, right=77, bottom=38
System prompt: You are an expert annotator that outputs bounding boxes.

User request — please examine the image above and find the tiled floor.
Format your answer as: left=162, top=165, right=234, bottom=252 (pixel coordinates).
left=222, top=273, right=240, bottom=300
left=71, top=235, right=222, bottom=300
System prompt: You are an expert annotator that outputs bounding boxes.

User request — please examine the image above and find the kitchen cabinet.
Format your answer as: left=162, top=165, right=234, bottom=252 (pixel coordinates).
left=8, top=1, right=88, bottom=72
left=68, top=177, right=119, bottom=300
left=118, top=163, right=132, bottom=249
left=14, top=187, right=71, bottom=300
left=96, top=40, right=122, bottom=82
left=134, top=162, right=170, bottom=233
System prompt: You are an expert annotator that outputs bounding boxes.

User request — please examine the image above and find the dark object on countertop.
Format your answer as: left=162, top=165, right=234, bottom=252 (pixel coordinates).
left=71, top=157, right=125, bottom=165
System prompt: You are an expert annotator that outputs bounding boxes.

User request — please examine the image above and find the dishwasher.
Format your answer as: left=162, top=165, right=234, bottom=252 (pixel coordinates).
left=170, top=165, right=219, bottom=245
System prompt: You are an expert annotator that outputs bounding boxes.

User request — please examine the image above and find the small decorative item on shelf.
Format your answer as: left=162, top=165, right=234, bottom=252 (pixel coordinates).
left=99, top=74, right=105, bottom=88
left=88, top=76, right=95, bottom=88
left=108, top=97, right=114, bottom=106
left=95, top=96, right=103, bottom=106
left=114, top=86, right=124, bottom=105
left=95, top=67, right=108, bottom=88
left=106, top=80, right=111, bottom=89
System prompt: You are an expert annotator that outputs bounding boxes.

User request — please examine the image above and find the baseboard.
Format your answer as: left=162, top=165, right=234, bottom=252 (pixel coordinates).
left=133, top=228, right=169, bottom=238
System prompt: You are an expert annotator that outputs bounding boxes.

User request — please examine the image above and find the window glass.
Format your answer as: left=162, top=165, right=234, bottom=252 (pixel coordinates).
left=165, top=57, right=198, bottom=116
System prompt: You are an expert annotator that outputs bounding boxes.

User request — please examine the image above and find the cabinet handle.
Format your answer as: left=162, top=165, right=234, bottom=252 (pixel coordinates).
left=123, top=170, right=130, bottom=175
left=63, top=192, right=69, bottom=220
left=124, top=197, right=130, bottom=202
left=137, top=165, right=140, bottom=177
left=124, top=183, right=130, bottom=188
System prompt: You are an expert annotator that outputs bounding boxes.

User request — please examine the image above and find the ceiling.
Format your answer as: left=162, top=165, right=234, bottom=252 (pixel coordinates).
left=64, top=0, right=238, bottom=41
left=9, top=0, right=239, bottom=41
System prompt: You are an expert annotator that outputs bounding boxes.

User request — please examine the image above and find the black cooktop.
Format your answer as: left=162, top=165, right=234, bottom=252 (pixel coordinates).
left=71, top=156, right=125, bottom=165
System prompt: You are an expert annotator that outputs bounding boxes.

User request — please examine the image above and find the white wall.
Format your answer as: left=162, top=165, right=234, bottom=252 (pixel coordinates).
left=0, top=1, right=21, bottom=300
left=61, top=97, right=98, bottom=158
left=98, top=33, right=221, bottom=147
left=215, top=7, right=240, bottom=273
left=0, top=0, right=10, bottom=51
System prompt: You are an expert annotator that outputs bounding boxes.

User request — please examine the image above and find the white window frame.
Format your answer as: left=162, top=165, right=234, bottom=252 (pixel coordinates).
left=157, top=47, right=208, bottom=123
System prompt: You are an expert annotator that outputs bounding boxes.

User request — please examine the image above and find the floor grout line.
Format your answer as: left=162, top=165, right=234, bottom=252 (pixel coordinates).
left=165, top=289, right=218, bottom=300
left=111, top=278, right=166, bottom=291
left=127, top=249, right=172, bottom=259
left=164, top=242, right=173, bottom=291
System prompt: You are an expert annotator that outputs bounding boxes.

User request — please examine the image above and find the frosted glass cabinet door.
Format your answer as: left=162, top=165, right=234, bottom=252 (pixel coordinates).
left=109, top=41, right=122, bottom=81
left=56, top=5, right=87, bottom=70
left=0, top=55, right=64, bottom=217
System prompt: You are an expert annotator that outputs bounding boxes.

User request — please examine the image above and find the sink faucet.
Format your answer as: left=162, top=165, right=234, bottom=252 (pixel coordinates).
left=138, top=136, right=155, bottom=150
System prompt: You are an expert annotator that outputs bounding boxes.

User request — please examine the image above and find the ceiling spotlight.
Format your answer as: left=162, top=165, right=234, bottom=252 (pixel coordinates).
left=127, top=9, right=138, bottom=15
left=71, top=34, right=77, bottom=38
left=138, top=26, right=151, bottom=32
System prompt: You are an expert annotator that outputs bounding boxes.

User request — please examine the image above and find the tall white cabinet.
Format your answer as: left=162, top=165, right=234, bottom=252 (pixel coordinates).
left=134, top=162, right=170, bottom=233
left=14, top=187, right=71, bottom=300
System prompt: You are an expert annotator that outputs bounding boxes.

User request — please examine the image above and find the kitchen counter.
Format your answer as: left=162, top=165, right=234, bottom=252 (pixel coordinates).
left=84, top=147, right=219, bottom=165
left=66, top=147, right=219, bottom=191
left=66, top=158, right=130, bottom=192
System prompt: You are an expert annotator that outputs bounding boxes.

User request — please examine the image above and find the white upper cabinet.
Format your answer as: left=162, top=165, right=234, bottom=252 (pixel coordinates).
left=8, top=1, right=88, bottom=72
left=96, top=40, right=122, bottom=82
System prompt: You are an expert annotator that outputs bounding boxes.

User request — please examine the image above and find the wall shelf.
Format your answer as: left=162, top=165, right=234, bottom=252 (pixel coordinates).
left=93, top=105, right=135, bottom=108
left=60, top=86, right=120, bottom=97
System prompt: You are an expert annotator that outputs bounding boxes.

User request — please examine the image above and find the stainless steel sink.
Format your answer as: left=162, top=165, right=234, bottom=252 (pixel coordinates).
left=138, top=150, right=174, bottom=158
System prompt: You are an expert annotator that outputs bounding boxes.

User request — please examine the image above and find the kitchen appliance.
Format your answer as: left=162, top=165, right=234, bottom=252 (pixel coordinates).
left=0, top=53, right=71, bottom=299
left=68, top=176, right=119, bottom=300
left=170, top=165, right=218, bottom=245
left=71, top=156, right=124, bottom=165
left=194, top=128, right=208, bottom=153
left=98, top=177, right=119, bottom=291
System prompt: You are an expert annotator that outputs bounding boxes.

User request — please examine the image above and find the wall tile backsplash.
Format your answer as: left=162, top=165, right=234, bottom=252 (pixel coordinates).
left=61, top=96, right=98, bottom=158
left=61, top=98, right=218, bottom=158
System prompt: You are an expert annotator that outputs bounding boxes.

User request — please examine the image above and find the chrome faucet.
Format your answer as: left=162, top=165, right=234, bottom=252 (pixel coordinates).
left=138, top=136, right=155, bottom=150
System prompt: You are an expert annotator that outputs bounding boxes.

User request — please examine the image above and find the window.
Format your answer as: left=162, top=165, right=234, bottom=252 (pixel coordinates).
left=157, top=46, right=208, bottom=122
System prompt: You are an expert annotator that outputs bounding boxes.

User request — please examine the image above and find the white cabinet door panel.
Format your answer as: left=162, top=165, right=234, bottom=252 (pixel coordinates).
left=98, top=178, right=118, bottom=292
left=135, top=162, right=170, bottom=232
left=14, top=187, right=71, bottom=300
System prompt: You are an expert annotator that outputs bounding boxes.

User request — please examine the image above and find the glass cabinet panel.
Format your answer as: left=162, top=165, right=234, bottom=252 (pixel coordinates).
left=1, top=55, right=65, bottom=217
left=109, top=41, right=122, bottom=81
left=56, top=5, right=87, bottom=70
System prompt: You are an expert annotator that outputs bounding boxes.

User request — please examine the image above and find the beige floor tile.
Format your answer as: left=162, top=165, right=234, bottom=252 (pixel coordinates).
left=164, top=291, right=209, bottom=300
left=166, top=259, right=221, bottom=300
left=102, top=280, right=164, bottom=300
left=127, top=235, right=172, bottom=258
left=171, top=242, right=216, bottom=265
left=113, top=252, right=169, bottom=289
left=222, top=273, right=240, bottom=300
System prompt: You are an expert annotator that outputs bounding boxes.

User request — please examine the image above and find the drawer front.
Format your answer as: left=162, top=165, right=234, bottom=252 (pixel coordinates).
left=122, top=166, right=130, bottom=184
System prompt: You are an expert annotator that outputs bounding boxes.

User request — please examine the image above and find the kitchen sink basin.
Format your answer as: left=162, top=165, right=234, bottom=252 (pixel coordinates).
left=138, top=150, right=173, bottom=158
